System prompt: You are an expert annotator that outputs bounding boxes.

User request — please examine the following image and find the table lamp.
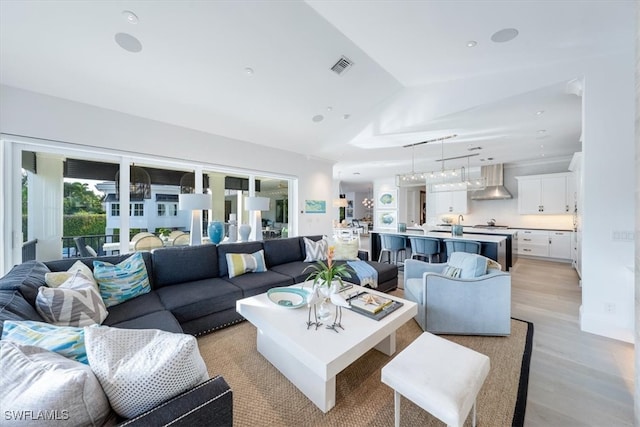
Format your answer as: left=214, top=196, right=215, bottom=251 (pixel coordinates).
left=179, top=194, right=212, bottom=246
left=245, top=196, right=270, bottom=241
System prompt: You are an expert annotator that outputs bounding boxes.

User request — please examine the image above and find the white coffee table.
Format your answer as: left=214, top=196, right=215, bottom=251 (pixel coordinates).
left=236, top=284, right=417, bottom=413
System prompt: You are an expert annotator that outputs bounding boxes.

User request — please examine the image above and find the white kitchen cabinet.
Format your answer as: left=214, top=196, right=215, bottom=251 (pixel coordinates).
left=518, top=229, right=549, bottom=257
left=516, top=173, right=572, bottom=214
left=517, top=229, right=572, bottom=260
left=549, top=231, right=571, bottom=259
left=433, top=190, right=468, bottom=214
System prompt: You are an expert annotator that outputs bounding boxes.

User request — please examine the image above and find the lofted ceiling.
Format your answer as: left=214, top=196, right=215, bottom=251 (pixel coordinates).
left=0, top=1, right=635, bottom=192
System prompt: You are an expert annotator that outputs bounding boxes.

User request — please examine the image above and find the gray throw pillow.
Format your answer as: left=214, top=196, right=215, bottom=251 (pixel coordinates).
left=0, top=341, right=111, bottom=426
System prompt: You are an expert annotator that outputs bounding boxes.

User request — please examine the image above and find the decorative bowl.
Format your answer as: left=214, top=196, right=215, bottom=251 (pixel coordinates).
left=267, top=287, right=310, bottom=309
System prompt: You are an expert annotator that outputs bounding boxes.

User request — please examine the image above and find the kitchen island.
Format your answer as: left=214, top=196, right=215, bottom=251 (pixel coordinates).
left=370, top=229, right=508, bottom=270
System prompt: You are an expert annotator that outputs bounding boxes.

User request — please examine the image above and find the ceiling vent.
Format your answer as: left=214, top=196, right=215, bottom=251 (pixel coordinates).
left=331, top=56, right=354, bottom=75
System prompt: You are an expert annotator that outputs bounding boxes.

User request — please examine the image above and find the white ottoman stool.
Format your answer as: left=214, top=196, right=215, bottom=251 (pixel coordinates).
left=381, top=332, right=490, bottom=427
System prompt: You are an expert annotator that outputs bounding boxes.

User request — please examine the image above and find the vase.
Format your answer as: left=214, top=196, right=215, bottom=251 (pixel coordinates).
left=317, top=299, right=333, bottom=323
left=238, top=224, right=251, bottom=242
left=227, top=214, right=237, bottom=243
left=208, top=221, right=224, bottom=245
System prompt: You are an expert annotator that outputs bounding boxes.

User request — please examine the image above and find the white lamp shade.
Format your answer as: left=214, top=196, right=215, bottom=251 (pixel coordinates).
left=179, top=194, right=212, bottom=211
left=333, top=198, right=348, bottom=208
left=244, top=196, right=270, bottom=211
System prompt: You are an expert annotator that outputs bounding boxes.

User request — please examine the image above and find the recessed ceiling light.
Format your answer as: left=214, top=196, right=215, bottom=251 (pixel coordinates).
left=353, top=172, right=360, bottom=175
left=537, top=129, right=546, bottom=134
left=312, top=114, right=324, bottom=123
left=343, top=114, right=351, bottom=120
left=536, top=110, right=544, bottom=115
left=326, top=106, right=333, bottom=112
left=540, top=145, right=544, bottom=148
left=114, top=33, right=142, bottom=53
left=491, top=28, right=519, bottom=43
left=122, top=10, right=139, bottom=24
left=244, top=67, right=254, bottom=75
left=466, top=41, right=477, bottom=47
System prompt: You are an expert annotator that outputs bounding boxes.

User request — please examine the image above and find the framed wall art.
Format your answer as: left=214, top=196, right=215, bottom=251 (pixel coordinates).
left=304, top=199, right=326, bottom=214
left=377, top=189, right=397, bottom=209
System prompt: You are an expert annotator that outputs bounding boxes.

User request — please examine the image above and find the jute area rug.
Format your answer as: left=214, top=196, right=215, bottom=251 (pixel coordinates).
left=198, top=317, right=532, bottom=427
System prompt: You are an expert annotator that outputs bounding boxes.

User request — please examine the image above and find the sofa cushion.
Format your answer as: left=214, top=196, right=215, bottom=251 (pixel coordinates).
left=1, top=320, right=93, bottom=364
left=102, top=291, right=165, bottom=326
left=107, top=310, right=183, bottom=334
left=303, top=237, right=328, bottom=262
left=447, top=252, right=488, bottom=278
left=224, top=270, right=294, bottom=298
left=45, top=260, right=97, bottom=288
left=35, top=271, right=108, bottom=327
left=93, top=252, right=151, bottom=308
left=156, top=278, right=243, bottom=323
left=217, top=242, right=264, bottom=277
left=85, top=327, right=209, bottom=419
left=0, top=260, right=50, bottom=307
left=263, top=237, right=304, bottom=267
left=0, top=341, right=111, bottom=427
left=270, top=261, right=314, bottom=283
left=152, top=244, right=219, bottom=288
left=45, top=252, right=154, bottom=288
left=226, top=250, right=267, bottom=278
left=0, top=290, right=45, bottom=336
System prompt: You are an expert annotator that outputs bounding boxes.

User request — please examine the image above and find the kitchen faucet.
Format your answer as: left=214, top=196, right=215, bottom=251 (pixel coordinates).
left=458, top=215, right=464, bottom=225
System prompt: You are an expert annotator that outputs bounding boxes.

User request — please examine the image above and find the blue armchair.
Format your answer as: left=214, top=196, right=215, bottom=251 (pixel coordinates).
left=403, top=256, right=511, bottom=336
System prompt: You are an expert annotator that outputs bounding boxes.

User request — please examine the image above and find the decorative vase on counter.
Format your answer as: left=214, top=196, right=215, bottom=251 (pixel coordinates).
left=208, top=221, right=224, bottom=245
left=238, top=224, right=251, bottom=242
left=451, top=224, right=463, bottom=237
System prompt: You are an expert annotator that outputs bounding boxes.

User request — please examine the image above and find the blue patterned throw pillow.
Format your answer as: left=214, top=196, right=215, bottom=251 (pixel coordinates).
left=1, top=320, right=92, bottom=364
left=93, top=252, right=150, bottom=308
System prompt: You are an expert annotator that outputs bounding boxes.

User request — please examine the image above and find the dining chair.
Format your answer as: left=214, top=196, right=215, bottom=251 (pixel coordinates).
left=131, top=232, right=154, bottom=244
left=134, top=235, right=164, bottom=251
left=167, top=230, right=187, bottom=245
left=172, top=233, right=191, bottom=246
left=409, top=236, right=441, bottom=263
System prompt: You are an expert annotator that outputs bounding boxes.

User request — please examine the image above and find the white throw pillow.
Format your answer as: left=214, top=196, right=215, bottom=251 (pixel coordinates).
left=447, top=252, right=488, bottom=278
left=331, top=237, right=360, bottom=261
left=0, top=341, right=111, bottom=427
left=45, top=260, right=97, bottom=288
left=85, top=326, right=209, bottom=419
left=36, top=271, right=108, bottom=327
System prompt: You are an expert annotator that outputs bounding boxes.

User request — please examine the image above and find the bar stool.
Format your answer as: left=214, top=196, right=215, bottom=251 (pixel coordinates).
left=378, top=234, right=407, bottom=265
left=408, top=236, right=441, bottom=263
left=444, top=239, right=481, bottom=261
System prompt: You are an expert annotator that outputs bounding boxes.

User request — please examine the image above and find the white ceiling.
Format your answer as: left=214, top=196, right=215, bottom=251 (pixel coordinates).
left=0, top=1, right=635, bottom=192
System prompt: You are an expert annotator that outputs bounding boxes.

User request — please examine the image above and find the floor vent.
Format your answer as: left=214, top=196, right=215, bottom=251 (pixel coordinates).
left=331, top=56, right=354, bottom=75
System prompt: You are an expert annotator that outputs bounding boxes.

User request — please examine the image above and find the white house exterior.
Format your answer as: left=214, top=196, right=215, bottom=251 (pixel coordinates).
left=96, top=182, right=191, bottom=235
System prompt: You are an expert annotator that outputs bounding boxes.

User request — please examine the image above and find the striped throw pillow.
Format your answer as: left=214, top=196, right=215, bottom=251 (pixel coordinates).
left=93, top=252, right=150, bottom=308
left=226, top=250, right=267, bottom=278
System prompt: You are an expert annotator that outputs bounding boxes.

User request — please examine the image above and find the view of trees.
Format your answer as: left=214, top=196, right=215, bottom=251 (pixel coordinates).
left=63, top=182, right=105, bottom=215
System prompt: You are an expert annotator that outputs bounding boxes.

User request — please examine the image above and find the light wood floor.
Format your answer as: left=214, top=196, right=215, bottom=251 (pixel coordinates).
left=359, top=236, right=635, bottom=426
left=510, top=258, right=634, bottom=426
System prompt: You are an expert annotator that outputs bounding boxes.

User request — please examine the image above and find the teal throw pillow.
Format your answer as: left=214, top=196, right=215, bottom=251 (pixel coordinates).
left=1, top=320, right=92, bottom=364
left=93, top=252, right=150, bottom=307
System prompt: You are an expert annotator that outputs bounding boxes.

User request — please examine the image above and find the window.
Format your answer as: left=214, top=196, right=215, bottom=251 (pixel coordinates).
left=131, top=203, right=144, bottom=217
left=111, top=203, right=120, bottom=217
left=157, top=203, right=178, bottom=217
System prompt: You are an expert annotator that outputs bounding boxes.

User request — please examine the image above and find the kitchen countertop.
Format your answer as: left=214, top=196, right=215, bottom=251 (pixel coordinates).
left=372, top=229, right=507, bottom=244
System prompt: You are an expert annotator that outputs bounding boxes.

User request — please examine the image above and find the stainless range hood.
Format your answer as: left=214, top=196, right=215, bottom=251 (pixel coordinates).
left=470, top=164, right=513, bottom=200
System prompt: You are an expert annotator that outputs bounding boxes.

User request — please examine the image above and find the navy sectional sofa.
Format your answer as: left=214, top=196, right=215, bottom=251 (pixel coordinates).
left=0, top=235, right=397, bottom=426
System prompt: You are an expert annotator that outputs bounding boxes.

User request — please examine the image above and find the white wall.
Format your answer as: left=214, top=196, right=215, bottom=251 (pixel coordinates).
left=580, top=50, right=636, bottom=343
left=0, top=85, right=335, bottom=242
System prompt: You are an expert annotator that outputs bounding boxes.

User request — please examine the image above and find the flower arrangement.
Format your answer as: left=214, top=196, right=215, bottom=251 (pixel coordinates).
left=303, top=245, right=352, bottom=288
